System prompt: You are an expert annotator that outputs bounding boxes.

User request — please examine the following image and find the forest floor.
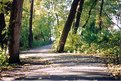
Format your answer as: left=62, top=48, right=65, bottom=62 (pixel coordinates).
left=0, top=44, right=119, bottom=81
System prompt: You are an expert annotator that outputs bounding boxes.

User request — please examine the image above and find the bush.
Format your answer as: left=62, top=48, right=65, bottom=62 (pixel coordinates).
left=55, top=22, right=121, bottom=64
left=0, top=50, right=8, bottom=65
left=32, top=40, right=52, bottom=48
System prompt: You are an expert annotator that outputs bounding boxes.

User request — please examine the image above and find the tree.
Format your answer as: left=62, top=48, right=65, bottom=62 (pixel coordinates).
left=0, top=13, right=6, bottom=49
left=8, top=0, right=24, bottom=64
left=57, top=0, right=80, bottom=52
left=73, top=0, right=85, bottom=34
left=82, top=0, right=97, bottom=28
left=0, top=1, right=7, bottom=49
left=28, top=0, right=34, bottom=48
left=0, top=1, right=11, bottom=50
left=99, top=0, right=104, bottom=31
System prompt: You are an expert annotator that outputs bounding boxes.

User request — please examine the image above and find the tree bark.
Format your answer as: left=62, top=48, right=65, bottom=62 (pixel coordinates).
left=0, top=13, right=5, bottom=38
left=55, top=13, right=59, bottom=28
left=99, top=0, right=104, bottom=31
left=28, top=0, right=34, bottom=48
left=0, top=2, right=6, bottom=39
left=8, top=0, right=24, bottom=64
left=57, top=0, right=80, bottom=52
left=73, top=0, right=84, bottom=34
left=0, top=13, right=6, bottom=49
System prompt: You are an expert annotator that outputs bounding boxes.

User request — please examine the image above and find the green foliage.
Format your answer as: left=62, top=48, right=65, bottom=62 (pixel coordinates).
left=0, top=0, right=11, bottom=65
left=76, top=27, right=120, bottom=64
left=20, top=0, right=53, bottom=50
left=0, top=50, right=8, bottom=65
left=65, top=33, right=81, bottom=52
left=0, top=0, right=12, bottom=14
left=20, top=13, right=29, bottom=50
left=33, top=15, right=52, bottom=42
left=52, top=0, right=121, bottom=63
left=0, top=0, right=120, bottom=66
left=32, top=40, right=51, bottom=48
left=54, top=17, right=121, bottom=64
left=98, top=30, right=121, bottom=64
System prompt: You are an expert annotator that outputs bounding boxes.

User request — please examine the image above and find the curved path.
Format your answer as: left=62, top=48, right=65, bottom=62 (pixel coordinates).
left=1, top=44, right=116, bottom=81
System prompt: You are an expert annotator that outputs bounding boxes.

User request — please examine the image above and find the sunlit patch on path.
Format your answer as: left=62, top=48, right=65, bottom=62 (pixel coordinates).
left=1, top=45, right=116, bottom=80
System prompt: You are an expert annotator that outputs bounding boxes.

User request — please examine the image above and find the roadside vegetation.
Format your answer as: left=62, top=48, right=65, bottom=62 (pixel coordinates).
left=0, top=0, right=121, bottom=79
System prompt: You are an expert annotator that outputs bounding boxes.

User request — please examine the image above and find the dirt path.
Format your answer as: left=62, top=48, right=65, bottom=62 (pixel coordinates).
left=1, top=44, right=116, bottom=81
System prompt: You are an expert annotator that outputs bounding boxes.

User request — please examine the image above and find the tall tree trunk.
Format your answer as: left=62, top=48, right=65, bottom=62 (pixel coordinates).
left=0, top=2, right=6, bottom=41
left=55, top=13, right=59, bottom=28
left=73, top=0, right=84, bottom=34
left=57, top=0, right=80, bottom=52
left=0, top=13, right=6, bottom=49
left=99, top=0, right=104, bottom=31
left=0, top=13, right=5, bottom=35
left=48, top=13, right=52, bottom=42
left=8, top=0, right=24, bottom=64
left=28, top=0, right=34, bottom=48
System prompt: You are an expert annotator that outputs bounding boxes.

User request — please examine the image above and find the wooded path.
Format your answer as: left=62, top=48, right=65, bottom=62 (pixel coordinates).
left=1, top=45, right=115, bottom=81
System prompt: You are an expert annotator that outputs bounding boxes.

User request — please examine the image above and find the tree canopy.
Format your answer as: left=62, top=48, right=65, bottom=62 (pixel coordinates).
left=0, top=0, right=121, bottom=77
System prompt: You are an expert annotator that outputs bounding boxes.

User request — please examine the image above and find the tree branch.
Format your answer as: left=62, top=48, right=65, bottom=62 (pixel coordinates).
left=82, top=0, right=98, bottom=28
left=104, top=12, right=121, bottom=30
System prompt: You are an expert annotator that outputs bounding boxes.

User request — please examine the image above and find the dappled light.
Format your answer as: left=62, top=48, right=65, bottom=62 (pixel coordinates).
left=0, top=45, right=119, bottom=80
left=0, top=0, right=121, bottom=80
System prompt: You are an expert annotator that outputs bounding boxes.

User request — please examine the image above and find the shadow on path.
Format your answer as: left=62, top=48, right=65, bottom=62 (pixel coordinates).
left=16, top=75, right=115, bottom=80
left=1, top=45, right=117, bottom=81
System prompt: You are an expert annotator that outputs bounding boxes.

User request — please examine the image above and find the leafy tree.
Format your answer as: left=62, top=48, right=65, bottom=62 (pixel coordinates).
left=28, top=0, right=34, bottom=48
left=0, top=0, right=12, bottom=65
left=20, top=0, right=53, bottom=49
left=0, top=0, right=120, bottom=65
left=0, top=12, right=6, bottom=49
left=0, top=0, right=11, bottom=50
left=57, top=0, right=80, bottom=52
left=98, top=0, right=104, bottom=31
left=8, top=0, right=24, bottom=64
left=20, top=0, right=30, bottom=49
left=73, top=0, right=85, bottom=34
